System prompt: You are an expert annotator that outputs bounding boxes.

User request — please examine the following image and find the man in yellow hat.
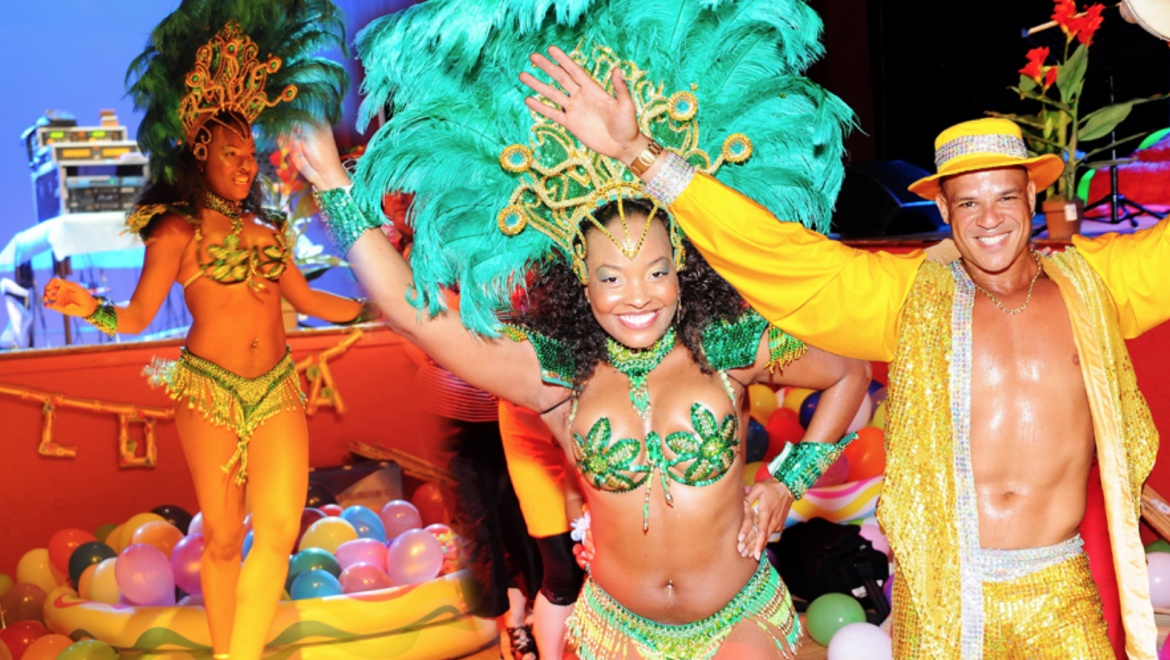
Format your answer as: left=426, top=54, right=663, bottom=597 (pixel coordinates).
left=516, top=55, right=1169, bottom=657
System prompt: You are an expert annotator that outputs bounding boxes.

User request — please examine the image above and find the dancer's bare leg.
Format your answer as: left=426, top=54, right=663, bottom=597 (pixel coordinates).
left=175, top=405, right=246, bottom=655
left=533, top=593, right=573, bottom=658
left=228, top=407, right=308, bottom=659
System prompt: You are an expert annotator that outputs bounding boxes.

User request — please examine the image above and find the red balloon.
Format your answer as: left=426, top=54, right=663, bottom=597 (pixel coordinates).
left=0, top=583, right=46, bottom=623
left=0, top=620, right=49, bottom=660
left=844, top=427, right=886, bottom=481
left=47, top=528, right=97, bottom=576
left=754, top=462, right=772, bottom=484
left=411, top=483, right=452, bottom=527
left=764, top=408, right=804, bottom=462
left=296, top=508, right=327, bottom=548
left=320, top=504, right=344, bottom=517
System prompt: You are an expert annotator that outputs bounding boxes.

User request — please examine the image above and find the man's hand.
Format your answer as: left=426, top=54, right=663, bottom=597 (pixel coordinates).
left=42, top=278, right=98, bottom=317
left=519, top=46, right=648, bottom=165
left=738, top=479, right=794, bottom=560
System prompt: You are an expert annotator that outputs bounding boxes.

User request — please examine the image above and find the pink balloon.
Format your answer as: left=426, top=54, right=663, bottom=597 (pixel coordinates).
left=335, top=538, right=387, bottom=572
left=338, top=563, right=394, bottom=594
left=187, top=512, right=204, bottom=536
left=1148, top=552, right=1170, bottom=608
left=813, top=456, right=850, bottom=488
left=115, top=544, right=176, bottom=606
left=170, top=534, right=205, bottom=596
left=379, top=500, right=422, bottom=540
left=827, top=622, right=891, bottom=660
left=320, top=504, right=344, bottom=517
left=859, top=523, right=891, bottom=558
left=1160, top=632, right=1170, bottom=660
left=386, top=529, right=443, bottom=586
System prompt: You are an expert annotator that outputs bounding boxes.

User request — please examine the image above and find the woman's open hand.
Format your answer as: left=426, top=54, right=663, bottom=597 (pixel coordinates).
left=287, top=122, right=351, bottom=191
left=738, top=479, right=794, bottom=560
left=519, top=46, right=646, bottom=164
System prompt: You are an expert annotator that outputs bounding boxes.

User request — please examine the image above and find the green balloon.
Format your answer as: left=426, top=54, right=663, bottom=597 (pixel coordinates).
left=805, top=592, right=867, bottom=646
left=94, top=523, right=117, bottom=543
left=1145, top=539, right=1170, bottom=554
left=57, top=639, right=119, bottom=660
left=0, top=572, right=12, bottom=600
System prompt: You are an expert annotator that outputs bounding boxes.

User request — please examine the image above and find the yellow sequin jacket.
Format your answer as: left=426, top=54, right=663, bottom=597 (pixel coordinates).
left=668, top=172, right=1170, bottom=659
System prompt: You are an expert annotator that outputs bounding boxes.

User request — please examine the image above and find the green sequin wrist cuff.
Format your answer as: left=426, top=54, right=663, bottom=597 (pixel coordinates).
left=84, top=296, right=118, bottom=337
left=313, top=187, right=385, bottom=256
left=767, top=432, right=858, bottom=500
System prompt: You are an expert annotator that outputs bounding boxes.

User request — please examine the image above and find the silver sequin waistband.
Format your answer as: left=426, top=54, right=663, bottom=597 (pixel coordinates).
left=974, top=535, right=1084, bottom=583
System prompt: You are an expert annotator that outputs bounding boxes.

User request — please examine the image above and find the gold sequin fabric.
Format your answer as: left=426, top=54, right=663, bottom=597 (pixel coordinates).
left=566, top=558, right=798, bottom=660
left=882, top=252, right=1159, bottom=656
left=144, top=348, right=304, bottom=484
left=893, top=550, right=1113, bottom=659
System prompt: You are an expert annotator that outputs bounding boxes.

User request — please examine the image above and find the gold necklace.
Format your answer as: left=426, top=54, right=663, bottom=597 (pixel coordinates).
left=968, top=249, right=1044, bottom=315
left=203, top=191, right=244, bottom=247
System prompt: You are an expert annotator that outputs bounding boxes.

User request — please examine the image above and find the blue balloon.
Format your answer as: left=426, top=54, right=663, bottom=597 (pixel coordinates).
left=867, top=379, right=884, bottom=396
left=287, top=547, right=341, bottom=591
left=341, top=505, right=387, bottom=542
left=290, top=568, right=343, bottom=600
left=798, top=391, right=823, bottom=429
left=744, top=419, right=769, bottom=463
left=242, top=530, right=254, bottom=561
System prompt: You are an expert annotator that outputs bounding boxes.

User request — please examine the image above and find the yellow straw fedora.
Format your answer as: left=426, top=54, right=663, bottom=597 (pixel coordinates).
left=907, top=117, right=1065, bottom=199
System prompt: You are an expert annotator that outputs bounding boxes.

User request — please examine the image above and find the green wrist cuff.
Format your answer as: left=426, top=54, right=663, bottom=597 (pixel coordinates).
left=313, top=187, right=385, bottom=256
left=84, top=296, right=118, bottom=337
left=767, top=432, right=858, bottom=500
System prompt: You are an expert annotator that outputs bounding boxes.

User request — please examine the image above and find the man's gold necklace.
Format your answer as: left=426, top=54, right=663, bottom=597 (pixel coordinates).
left=968, top=249, right=1044, bottom=315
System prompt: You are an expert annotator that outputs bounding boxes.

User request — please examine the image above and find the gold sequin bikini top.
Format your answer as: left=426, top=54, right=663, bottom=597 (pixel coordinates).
left=182, top=193, right=290, bottom=290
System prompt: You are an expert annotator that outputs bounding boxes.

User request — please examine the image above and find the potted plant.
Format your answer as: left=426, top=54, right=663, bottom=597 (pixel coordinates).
left=989, top=0, right=1166, bottom=239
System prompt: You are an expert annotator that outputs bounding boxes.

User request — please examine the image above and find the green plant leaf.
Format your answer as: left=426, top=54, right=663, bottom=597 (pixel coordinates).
left=1018, top=74, right=1037, bottom=94
left=1057, top=43, right=1088, bottom=105
left=1079, top=102, right=1134, bottom=142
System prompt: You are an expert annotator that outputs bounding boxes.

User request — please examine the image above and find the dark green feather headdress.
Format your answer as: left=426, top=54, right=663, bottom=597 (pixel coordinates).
left=127, top=0, right=349, bottom=184
left=352, top=0, right=854, bottom=335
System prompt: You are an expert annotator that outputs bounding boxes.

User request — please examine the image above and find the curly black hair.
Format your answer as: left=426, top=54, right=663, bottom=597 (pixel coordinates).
left=509, top=198, right=749, bottom=386
left=134, top=111, right=267, bottom=240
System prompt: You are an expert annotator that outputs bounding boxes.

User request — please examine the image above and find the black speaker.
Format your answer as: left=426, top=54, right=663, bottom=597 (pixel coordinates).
left=831, top=160, right=945, bottom=238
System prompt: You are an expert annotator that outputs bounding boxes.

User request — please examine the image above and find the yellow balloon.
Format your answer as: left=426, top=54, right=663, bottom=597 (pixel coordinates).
left=78, top=563, right=98, bottom=600
left=298, top=516, right=358, bottom=555
left=744, top=461, right=765, bottom=488
left=89, top=557, right=121, bottom=604
left=17, top=547, right=61, bottom=594
left=869, top=401, right=888, bottom=430
left=0, top=572, right=12, bottom=599
left=781, top=387, right=816, bottom=413
left=747, top=384, right=779, bottom=425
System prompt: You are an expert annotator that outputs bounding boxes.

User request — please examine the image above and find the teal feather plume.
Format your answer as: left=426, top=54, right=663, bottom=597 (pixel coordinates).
left=353, top=0, right=853, bottom=335
left=127, top=0, right=349, bottom=184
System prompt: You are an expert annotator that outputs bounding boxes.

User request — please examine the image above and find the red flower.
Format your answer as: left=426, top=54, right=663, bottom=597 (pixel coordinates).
left=1020, top=47, right=1050, bottom=83
left=1072, top=4, right=1104, bottom=45
left=1044, top=66, right=1059, bottom=90
left=1053, top=0, right=1079, bottom=35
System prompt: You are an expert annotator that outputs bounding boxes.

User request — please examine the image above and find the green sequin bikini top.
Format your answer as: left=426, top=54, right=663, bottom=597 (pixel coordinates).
left=505, top=309, right=806, bottom=530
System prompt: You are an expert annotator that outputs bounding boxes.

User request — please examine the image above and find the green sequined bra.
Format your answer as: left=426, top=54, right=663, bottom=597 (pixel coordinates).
left=507, top=309, right=805, bottom=530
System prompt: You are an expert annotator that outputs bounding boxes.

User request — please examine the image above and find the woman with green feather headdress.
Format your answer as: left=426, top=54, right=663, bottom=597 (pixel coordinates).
left=294, top=0, right=868, bottom=656
left=42, top=2, right=370, bottom=658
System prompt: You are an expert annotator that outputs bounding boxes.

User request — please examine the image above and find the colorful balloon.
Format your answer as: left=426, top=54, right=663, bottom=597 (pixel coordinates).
left=16, top=549, right=59, bottom=595
left=813, top=455, right=850, bottom=488
left=843, top=427, right=886, bottom=481
left=0, top=620, right=49, bottom=660
left=335, top=538, right=388, bottom=572
left=115, top=544, right=175, bottom=606
left=187, top=512, right=204, bottom=537
left=764, top=408, right=803, bottom=461
left=0, top=583, right=46, bottom=623
left=798, top=391, right=822, bottom=429
left=804, top=593, right=866, bottom=646
left=826, top=622, right=891, bottom=660
left=379, top=500, right=423, bottom=540
left=780, top=386, right=815, bottom=413
left=341, top=505, right=387, bottom=542
left=411, top=483, right=451, bottom=527
left=57, top=639, right=118, bottom=660
left=170, top=533, right=205, bottom=596
left=748, top=383, right=779, bottom=425
left=296, top=508, right=327, bottom=548
left=743, top=461, right=764, bottom=488
left=150, top=504, right=194, bottom=536
left=290, top=569, right=343, bottom=600
left=298, top=517, right=358, bottom=555
left=130, top=521, right=185, bottom=559
left=320, top=504, right=344, bottom=517
left=93, top=524, right=117, bottom=544
left=289, top=548, right=342, bottom=585
left=88, top=558, right=121, bottom=604
left=744, top=419, right=769, bottom=463
left=339, top=563, right=394, bottom=594
left=1148, top=551, right=1170, bottom=608
left=47, top=528, right=98, bottom=577
left=21, top=633, right=72, bottom=660
left=67, top=541, right=116, bottom=589
left=845, top=394, right=875, bottom=435
left=0, top=573, right=12, bottom=600
left=859, top=522, right=891, bottom=558
left=386, top=529, right=444, bottom=586
left=77, top=564, right=98, bottom=600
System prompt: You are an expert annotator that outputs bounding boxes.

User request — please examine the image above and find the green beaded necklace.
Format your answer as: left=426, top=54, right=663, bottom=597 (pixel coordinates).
left=605, top=325, right=677, bottom=419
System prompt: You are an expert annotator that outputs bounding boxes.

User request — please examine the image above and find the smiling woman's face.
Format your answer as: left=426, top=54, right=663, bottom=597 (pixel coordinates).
left=583, top=211, right=680, bottom=349
left=202, top=122, right=258, bottom=202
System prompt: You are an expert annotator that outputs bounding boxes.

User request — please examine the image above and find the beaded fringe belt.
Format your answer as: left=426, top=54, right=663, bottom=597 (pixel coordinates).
left=145, top=348, right=304, bottom=484
left=566, top=558, right=799, bottom=660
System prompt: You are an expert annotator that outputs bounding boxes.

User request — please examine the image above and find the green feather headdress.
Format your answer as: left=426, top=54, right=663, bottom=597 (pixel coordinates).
left=126, top=0, right=349, bottom=184
left=352, top=0, right=854, bottom=335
